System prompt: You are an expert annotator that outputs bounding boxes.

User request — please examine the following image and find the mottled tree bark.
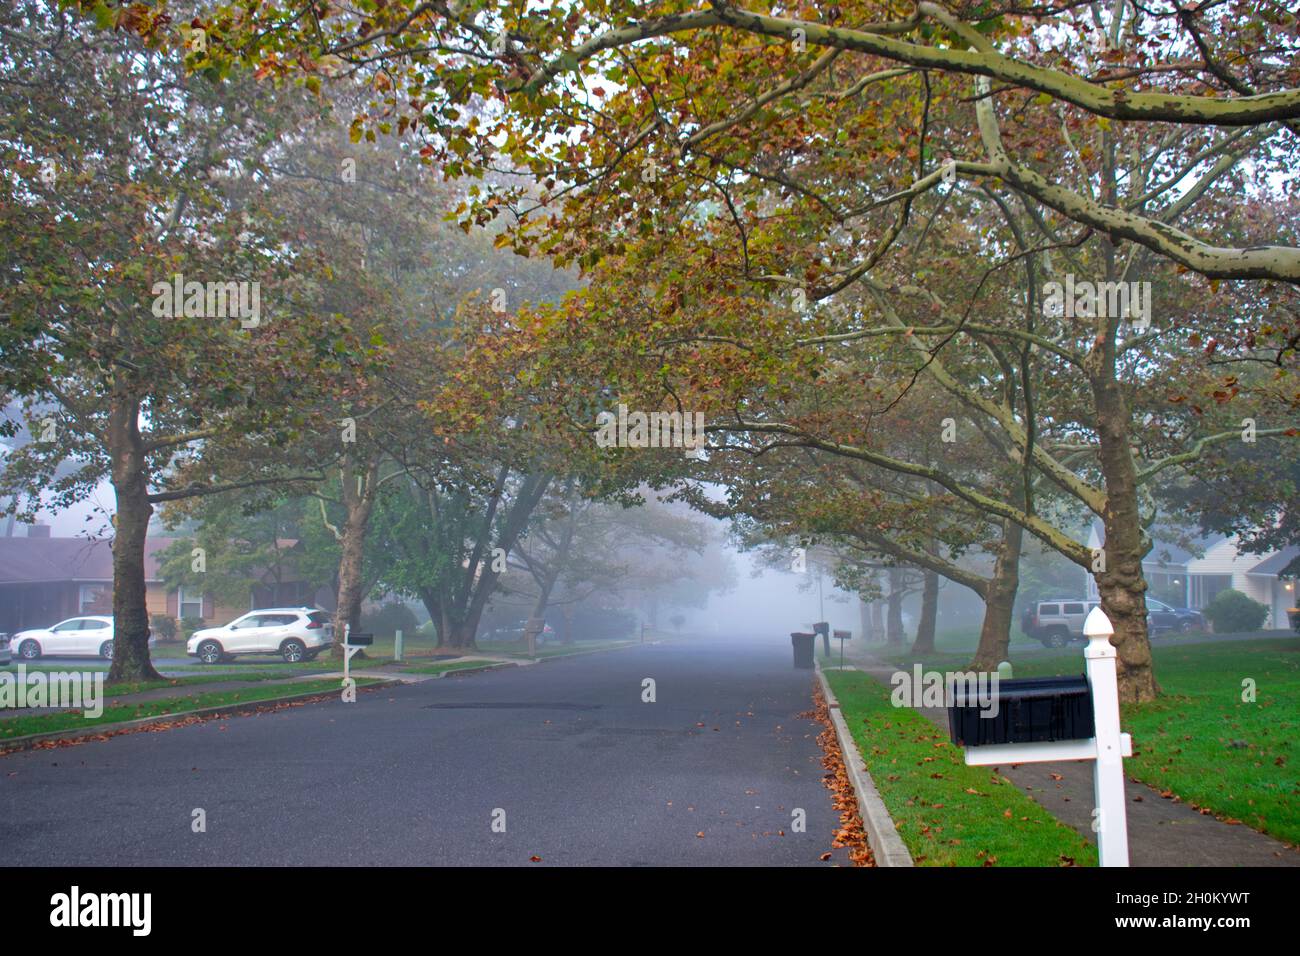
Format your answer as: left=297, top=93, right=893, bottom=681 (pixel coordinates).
left=970, top=520, right=1023, bottom=672
left=911, top=569, right=939, bottom=654
left=107, top=391, right=161, bottom=683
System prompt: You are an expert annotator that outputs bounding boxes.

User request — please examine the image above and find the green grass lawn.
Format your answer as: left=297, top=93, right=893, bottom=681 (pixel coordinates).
left=399, top=659, right=508, bottom=675
left=844, top=636, right=1300, bottom=847
left=824, top=668, right=1099, bottom=866
left=473, top=638, right=638, bottom=659
left=0, top=677, right=380, bottom=741
left=4, top=664, right=336, bottom=698
left=1013, top=639, right=1299, bottom=846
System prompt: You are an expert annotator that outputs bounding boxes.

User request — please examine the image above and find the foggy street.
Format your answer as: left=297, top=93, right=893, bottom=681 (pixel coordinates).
left=0, top=636, right=851, bottom=866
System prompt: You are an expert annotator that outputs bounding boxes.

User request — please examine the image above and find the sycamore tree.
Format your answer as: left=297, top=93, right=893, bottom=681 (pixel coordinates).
left=86, top=0, right=1300, bottom=281
left=80, top=1, right=1300, bottom=697
left=0, top=4, right=370, bottom=680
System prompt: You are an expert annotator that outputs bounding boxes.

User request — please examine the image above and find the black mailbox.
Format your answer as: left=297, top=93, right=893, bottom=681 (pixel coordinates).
left=947, top=675, right=1094, bottom=747
left=346, top=631, right=374, bottom=647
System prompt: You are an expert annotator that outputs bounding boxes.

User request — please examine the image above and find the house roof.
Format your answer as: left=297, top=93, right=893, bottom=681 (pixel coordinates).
left=1246, top=546, right=1300, bottom=577
left=0, top=536, right=177, bottom=585
left=1089, top=519, right=1224, bottom=569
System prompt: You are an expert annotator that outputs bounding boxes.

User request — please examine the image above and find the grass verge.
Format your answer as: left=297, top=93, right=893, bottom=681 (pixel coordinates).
left=399, top=660, right=507, bottom=676
left=852, top=637, right=1300, bottom=846
left=824, top=668, right=1099, bottom=866
left=0, top=677, right=378, bottom=740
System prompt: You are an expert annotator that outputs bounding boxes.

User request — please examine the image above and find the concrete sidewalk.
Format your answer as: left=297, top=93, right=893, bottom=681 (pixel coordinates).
left=830, top=643, right=1299, bottom=867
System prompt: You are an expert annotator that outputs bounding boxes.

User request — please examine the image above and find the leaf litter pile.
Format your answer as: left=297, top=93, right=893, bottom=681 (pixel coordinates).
left=802, top=683, right=874, bottom=866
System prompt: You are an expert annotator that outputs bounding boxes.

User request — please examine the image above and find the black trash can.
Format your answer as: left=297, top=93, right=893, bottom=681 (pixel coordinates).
left=790, top=632, right=816, bottom=669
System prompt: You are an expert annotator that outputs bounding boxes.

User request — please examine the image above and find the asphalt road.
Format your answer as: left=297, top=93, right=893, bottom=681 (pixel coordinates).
left=0, top=636, right=850, bottom=866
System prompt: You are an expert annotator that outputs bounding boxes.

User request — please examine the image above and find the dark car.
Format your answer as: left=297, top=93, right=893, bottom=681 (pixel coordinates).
left=1146, top=598, right=1205, bottom=634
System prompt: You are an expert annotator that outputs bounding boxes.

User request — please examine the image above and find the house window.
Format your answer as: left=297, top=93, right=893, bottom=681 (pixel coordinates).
left=78, top=585, right=109, bottom=614
left=177, top=586, right=204, bottom=620
left=1146, top=571, right=1188, bottom=607
left=1191, top=574, right=1233, bottom=609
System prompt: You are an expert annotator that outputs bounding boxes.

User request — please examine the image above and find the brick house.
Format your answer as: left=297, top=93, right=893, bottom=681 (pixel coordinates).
left=0, top=526, right=332, bottom=634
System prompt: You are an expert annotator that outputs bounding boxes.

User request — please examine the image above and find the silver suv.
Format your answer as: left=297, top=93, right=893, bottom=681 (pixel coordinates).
left=1021, top=599, right=1101, bottom=647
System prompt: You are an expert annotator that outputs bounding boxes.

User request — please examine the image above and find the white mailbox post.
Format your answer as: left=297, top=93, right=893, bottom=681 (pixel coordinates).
left=961, top=606, right=1132, bottom=866
left=341, top=625, right=372, bottom=686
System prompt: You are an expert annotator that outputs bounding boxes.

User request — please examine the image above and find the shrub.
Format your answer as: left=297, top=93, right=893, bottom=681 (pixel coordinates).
left=149, top=614, right=178, bottom=643
left=179, top=616, right=206, bottom=640
left=1203, top=589, right=1269, bottom=634
left=360, top=601, right=418, bottom=638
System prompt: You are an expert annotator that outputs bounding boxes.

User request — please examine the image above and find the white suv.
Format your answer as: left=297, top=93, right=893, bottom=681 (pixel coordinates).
left=187, top=608, right=334, bottom=664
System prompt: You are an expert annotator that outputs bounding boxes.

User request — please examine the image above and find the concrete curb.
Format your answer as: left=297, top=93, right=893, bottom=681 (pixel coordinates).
left=0, top=679, right=400, bottom=756
left=816, top=663, right=914, bottom=867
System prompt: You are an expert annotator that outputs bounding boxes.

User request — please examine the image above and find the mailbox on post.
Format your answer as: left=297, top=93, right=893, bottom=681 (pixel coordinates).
left=948, top=675, right=1094, bottom=747
left=341, top=627, right=373, bottom=691
left=947, top=607, right=1133, bottom=867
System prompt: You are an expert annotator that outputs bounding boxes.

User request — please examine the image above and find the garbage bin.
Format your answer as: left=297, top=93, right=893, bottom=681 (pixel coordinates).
left=790, top=632, right=816, bottom=670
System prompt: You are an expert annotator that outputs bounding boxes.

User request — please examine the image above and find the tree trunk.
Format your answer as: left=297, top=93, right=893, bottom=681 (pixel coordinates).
left=444, top=618, right=480, bottom=652
left=330, top=459, right=379, bottom=657
left=911, top=568, right=939, bottom=654
left=970, top=520, right=1023, bottom=671
left=1090, top=374, right=1160, bottom=701
left=107, top=393, right=161, bottom=683
left=332, top=510, right=369, bottom=652
left=871, top=600, right=884, bottom=643
left=858, top=598, right=872, bottom=643
left=886, top=570, right=906, bottom=646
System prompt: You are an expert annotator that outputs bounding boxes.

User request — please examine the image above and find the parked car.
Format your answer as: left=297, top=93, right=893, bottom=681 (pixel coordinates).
left=1146, top=598, right=1206, bottom=634
left=480, top=619, right=554, bottom=646
left=8, top=615, right=153, bottom=661
left=1020, top=599, right=1100, bottom=648
left=187, top=608, right=334, bottom=664
left=0, top=633, right=10, bottom=666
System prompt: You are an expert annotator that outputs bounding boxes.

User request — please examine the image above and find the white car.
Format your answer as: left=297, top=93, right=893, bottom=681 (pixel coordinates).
left=187, top=608, right=334, bottom=664
left=8, top=615, right=150, bottom=661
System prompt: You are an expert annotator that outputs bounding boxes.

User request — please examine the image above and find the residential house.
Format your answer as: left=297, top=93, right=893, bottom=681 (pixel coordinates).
left=0, top=525, right=334, bottom=634
left=1084, top=523, right=1298, bottom=628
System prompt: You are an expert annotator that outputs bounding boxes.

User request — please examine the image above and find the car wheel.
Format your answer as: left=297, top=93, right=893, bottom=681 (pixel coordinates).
left=18, top=640, right=40, bottom=661
left=100, top=641, right=114, bottom=660
left=197, top=640, right=224, bottom=665
left=1043, top=629, right=1069, bottom=648
left=281, top=639, right=306, bottom=663
left=1178, top=620, right=1194, bottom=634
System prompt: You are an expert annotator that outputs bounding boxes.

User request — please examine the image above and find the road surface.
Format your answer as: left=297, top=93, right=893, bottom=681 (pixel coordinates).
left=0, top=636, right=849, bottom=866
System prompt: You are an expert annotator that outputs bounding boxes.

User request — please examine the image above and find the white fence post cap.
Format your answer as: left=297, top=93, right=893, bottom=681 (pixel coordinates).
left=1083, top=606, right=1115, bottom=639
